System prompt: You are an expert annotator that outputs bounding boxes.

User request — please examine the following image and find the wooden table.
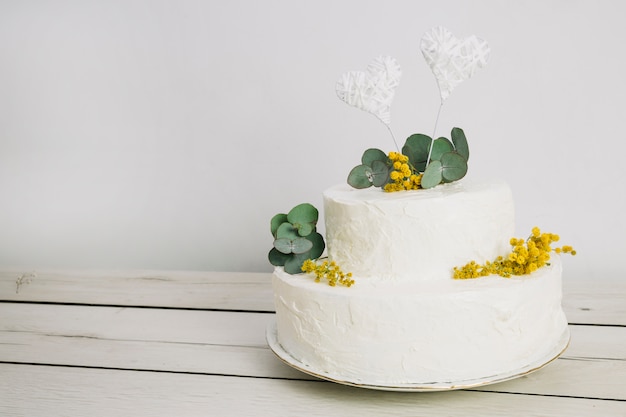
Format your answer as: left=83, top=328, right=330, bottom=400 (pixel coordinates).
left=1, top=269, right=624, bottom=416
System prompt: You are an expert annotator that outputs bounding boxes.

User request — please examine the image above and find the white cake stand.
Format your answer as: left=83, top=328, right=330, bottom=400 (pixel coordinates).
left=266, top=319, right=570, bottom=392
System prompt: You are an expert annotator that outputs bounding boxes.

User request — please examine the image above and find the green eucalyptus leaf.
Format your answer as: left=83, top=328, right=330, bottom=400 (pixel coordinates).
left=305, top=232, right=325, bottom=259
left=291, top=237, right=314, bottom=254
left=347, top=164, right=374, bottom=189
left=370, top=160, right=391, bottom=187
left=361, top=148, right=388, bottom=167
left=440, top=151, right=468, bottom=182
left=269, top=202, right=325, bottom=272
left=278, top=232, right=326, bottom=274
left=273, top=238, right=294, bottom=254
left=451, top=127, right=469, bottom=161
left=287, top=203, right=318, bottom=225
left=297, top=222, right=314, bottom=237
left=276, top=222, right=298, bottom=240
left=421, top=160, right=443, bottom=189
left=430, top=137, right=453, bottom=162
left=275, top=237, right=314, bottom=255
left=270, top=214, right=288, bottom=237
left=284, top=254, right=310, bottom=274
left=268, top=247, right=289, bottom=266
left=402, top=133, right=432, bottom=172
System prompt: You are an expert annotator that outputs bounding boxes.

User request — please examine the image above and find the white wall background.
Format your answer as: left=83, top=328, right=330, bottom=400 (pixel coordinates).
left=0, top=0, right=623, bottom=279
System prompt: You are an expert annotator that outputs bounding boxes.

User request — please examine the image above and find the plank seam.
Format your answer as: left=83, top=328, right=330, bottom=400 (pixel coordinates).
left=2, top=300, right=625, bottom=326
left=0, top=300, right=275, bottom=314
left=1, top=361, right=624, bottom=402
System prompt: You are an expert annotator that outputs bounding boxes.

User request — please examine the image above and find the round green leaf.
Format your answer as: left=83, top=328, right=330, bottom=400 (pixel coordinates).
left=421, top=160, right=443, bottom=189
left=268, top=248, right=289, bottom=266
left=284, top=254, right=309, bottom=274
left=291, top=237, right=313, bottom=254
left=347, top=164, right=374, bottom=189
left=361, top=148, right=388, bottom=167
left=270, top=214, right=288, bottom=237
left=370, top=160, right=390, bottom=187
left=440, top=151, right=468, bottom=182
left=274, top=237, right=313, bottom=255
left=287, top=203, right=318, bottom=225
left=297, top=222, right=314, bottom=237
left=273, top=238, right=294, bottom=254
left=276, top=222, right=298, bottom=240
left=402, top=134, right=432, bottom=172
left=304, top=231, right=325, bottom=260
left=430, top=137, right=453, bottom=162
left=451, top=127, right=469, bottom=161
left=279, top=232, right=326, bottom=274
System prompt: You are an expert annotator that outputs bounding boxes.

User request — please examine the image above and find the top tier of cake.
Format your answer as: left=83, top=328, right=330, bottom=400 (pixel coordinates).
left=323, top=178, right=514, bottom=283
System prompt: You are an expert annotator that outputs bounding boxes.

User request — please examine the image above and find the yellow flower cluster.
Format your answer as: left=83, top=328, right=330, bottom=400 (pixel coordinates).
left=384, top=151, right=423, bottom=192
left=301, top=259, right=354, bottom=287
left=453, top=227, right=576, bottom=279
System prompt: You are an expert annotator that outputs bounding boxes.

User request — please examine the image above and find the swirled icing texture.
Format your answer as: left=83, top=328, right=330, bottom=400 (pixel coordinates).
left=323, top=179, right=515, bottom=282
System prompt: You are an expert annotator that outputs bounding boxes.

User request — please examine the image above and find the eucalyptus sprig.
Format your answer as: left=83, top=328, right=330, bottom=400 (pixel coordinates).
left=406, top=127, right=469, bottom=189
left=347, top=148, right=392, bottom=189
left=347, top=127, right=469, bottom=190
left=268, top=203, right=325, bottom=274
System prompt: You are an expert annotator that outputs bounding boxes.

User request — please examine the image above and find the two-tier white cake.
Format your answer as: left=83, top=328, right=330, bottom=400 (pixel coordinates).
left=268, top=27, right=571, bottom=390
left=271, top=179, right=569, bottom=388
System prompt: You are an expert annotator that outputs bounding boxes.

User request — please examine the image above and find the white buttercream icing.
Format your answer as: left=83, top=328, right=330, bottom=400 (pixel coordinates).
left=272, top=179, right=569, bottom=385
left=323, top=179, right=515, bottom=282
left=273, top=257, right=567, bottom=385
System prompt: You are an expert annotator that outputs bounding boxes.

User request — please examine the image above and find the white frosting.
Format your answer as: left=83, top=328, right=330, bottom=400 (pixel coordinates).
left=272, top=179, right=568, bottom=385
left=324, top=179, right=515, bottom=282
left=273, top=257, right=567, bottom=385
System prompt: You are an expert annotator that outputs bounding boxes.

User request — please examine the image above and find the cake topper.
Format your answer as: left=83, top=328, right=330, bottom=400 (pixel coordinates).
left=269, top=28, right=575, bottom=281
left=335, top=56, right=402, bottom=150
left=421, top=27, right=490, bottom=155
left=420, top=26, right=490, bottom=103
left=339, top=27, right=490, bottom=191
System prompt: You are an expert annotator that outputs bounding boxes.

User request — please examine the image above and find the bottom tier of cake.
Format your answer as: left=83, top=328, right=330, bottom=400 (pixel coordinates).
left=272, top=257, right=568, bottom=386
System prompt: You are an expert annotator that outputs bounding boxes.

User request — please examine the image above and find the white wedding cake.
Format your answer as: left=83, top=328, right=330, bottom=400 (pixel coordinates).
left=272, top=179, right=569, bottom=387
left=267, top=27, right=573, bottom=389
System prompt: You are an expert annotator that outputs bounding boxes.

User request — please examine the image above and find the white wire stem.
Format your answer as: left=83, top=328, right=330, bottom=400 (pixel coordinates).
left=425, top=102, right=444, bottom=169
left=385, top=123, right=400, bottom=152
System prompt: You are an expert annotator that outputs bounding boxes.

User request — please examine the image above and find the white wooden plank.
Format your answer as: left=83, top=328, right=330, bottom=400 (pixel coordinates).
left=1, top=303, right=624, bottom=400
left=0, top=331, right=307, bottom=380
left=0, top=269, right=275, bottom=311
left=473, top=358, right=626, bottom=400
left=567, top=325, right=626, bottom=361
left=0, top=303, right=271, bottom=347
left=1, top=364, right=624, bottom=417
left=0, top=304, right=305, bottom=381
left=563, top=276, right=626, bottom=326
left=2, top=330, right=624, bottom=401
left=2, top=304, right=624, bottom=361
left=2, top=268, right=625, bottom=326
